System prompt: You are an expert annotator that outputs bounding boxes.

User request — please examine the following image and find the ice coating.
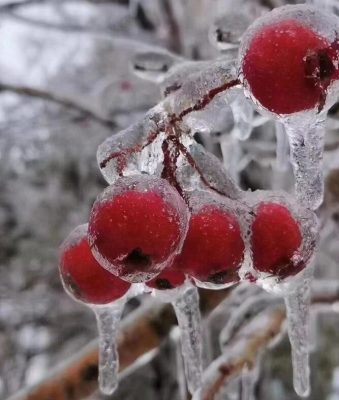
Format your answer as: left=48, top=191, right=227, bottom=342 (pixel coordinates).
left=97, top=107, right=167, bottom=184
left=167, top=59, right=240, bottom=121
left=230, top=92, right=254, bottom=141
left=88, top=175, right=189, bottom=283
left=209, top=11, right=252, bottom=51
left=274, top=122, right=289, bottom=172
left=239, top=4, right=339, bottom=117
left=283, top=113, right=326, bottom=210
left=183, top=96, right=234, bottom=136
left=59, top=224, right=131, bottom=305
left=131, top=50, right=183, bottom=83
left=243, top=190, right=318, bottom=292
left=93, top=299, right=126, bottom=395
left=219, top=293, right=281, bottom=349
left=177, top=141, right=242, bottom=199
left=171, top=283, right=203, bottom=394
left=59, top=224, right=130, bottom=395
left=175, top=190, right=246, bottom=288
left=284, top=270, right=313, bottom=397
left=161, top=61, right=210, bottom=98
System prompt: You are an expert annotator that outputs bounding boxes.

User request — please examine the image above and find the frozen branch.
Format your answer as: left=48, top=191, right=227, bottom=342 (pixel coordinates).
left=6, top=288, right=232, bottom=400
left=0, top=82, right=116, bottom=129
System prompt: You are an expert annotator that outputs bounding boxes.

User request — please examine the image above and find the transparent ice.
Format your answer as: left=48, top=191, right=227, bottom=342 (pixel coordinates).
left=92, top=297, right=126, bottom=395
left=131, top=50, right=183, bottom=83
left=153, top=283, right=203, bottom=395
left=283, top=114, right=326, bottom=210
left=284, top=270, right=313, bottom=397
left=208, top=11, right=252, bottom=51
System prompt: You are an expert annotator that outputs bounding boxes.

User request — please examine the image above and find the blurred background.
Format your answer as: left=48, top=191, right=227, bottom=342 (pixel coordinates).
left=1, top=0, right=339, bottom=399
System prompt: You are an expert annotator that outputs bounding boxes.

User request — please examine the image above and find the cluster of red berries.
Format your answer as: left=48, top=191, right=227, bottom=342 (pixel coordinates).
left=58, top=5, right=330, bottom=305
left=59, top=173, right=311, bottom=305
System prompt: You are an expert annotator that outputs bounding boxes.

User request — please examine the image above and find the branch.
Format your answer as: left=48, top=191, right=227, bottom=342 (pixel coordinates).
left=195, top=280, right=339, bottom=399
left=0, top=82, right=116, bottom=129
left=6, top=288, right=232, bottom=400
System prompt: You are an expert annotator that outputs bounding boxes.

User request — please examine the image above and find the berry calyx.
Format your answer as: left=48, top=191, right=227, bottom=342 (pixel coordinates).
left=146, top=268, right=186, bottom=290
left=251, top=203, right=303, bottom=278
left=241, top=18, right=338, bottom=114
left=88, top=176, right=189, bottom=283
left=59, top=224, right=131, bottom=305
left=176, top=197, right=244, bottom=285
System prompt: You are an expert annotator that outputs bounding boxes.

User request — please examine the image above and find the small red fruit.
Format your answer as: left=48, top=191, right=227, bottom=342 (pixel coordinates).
left=88, top=176, right=189, bottom=283
left=176, top=196, right=245, bottom=285
left=241, top=18, right=338, bottom=114
left=59, top=224, right=131, bottom=305
left=251, top=203, right=303, bottom=278
left=146, top=268, right=186, bottom=290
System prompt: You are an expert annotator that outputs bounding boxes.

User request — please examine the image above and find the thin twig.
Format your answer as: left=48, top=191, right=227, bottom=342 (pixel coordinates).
left=0, top=82, right=116, bottom=129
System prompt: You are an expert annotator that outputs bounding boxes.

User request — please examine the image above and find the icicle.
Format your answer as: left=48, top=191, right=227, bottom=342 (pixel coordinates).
left=284, top=273, right=313, bottom=398
left=172, top=284, right=203, bottom=394
left=154, top=283, right=203, bottom=394
left=275, top=122, right=289, bottom=172
left=283, top=115, right=325, bottom=210
left=92, top=297, right=126, bottom=395
left=230, top=94, right=254, bottom=141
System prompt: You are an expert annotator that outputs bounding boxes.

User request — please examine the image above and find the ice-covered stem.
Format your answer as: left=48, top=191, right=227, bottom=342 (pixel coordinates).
left=284, top=276, right=312, bottom=398
left=93, top=300, right=125, bottom=395
left=172, top=285, right=203, bottom=394
left=193, top=307, right=286, bottom=400
left=283, top=115, right=325, bottom=210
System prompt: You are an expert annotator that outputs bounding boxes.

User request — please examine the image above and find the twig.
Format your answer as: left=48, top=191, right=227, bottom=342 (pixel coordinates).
left=6, top=288, right=232, bottom=400
left=0, top=82, right=116, bottom=129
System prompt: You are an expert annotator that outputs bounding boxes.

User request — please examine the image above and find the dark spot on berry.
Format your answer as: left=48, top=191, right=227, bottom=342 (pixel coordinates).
left=155, top=278, right=174, bottom=290
left=123, top=248, right=151, bottom=270
left=207, top=269, right=239, bottom=285
left=63, top=273, right=83, bottom=300
left=81, top=364, right=98, bottom=382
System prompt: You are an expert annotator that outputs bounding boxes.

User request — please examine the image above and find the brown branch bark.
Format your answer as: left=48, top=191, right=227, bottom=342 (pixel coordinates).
left=6, top=288, right=232, bottom=400
left=7, top=281, right=339, bottom=400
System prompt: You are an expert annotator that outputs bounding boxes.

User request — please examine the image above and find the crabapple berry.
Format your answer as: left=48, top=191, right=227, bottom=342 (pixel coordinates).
left=146, top=268, right=186, bottom=290
left=88, top=176, right=189, bottom=283
left=176, top=193, right=245, bottom=285
left=241, top=9, right=339, bottom=114
left=59, top=224, right=131, bottom=305
left=251, top=203, right=303, bottom=278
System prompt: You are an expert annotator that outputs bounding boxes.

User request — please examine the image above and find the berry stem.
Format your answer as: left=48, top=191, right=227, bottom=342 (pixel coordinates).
left=93, top=298, right=126, bottom=395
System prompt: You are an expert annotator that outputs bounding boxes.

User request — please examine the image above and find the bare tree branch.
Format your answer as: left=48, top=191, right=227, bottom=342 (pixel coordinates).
left=6, top=288, right=232, bottom=400
left=0, top=82, right=116, bottom=129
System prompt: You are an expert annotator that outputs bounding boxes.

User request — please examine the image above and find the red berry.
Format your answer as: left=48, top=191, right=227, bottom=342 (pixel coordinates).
left=242, top=18, right=338, bottom=114
left=251, top=203, right=303, bottom=278
left=88, top=176, right=189, bottom=283
left=59, top=224, right=131, bottom=305
left=146, top=268, right=186, bottom=290
left=176, top=199, right=244, bottom=285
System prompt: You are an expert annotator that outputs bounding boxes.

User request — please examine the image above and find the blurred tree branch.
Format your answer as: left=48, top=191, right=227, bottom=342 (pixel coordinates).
left=0, top=82, right=116, bottom=128
left=6, top=280, right=339, bottom=400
